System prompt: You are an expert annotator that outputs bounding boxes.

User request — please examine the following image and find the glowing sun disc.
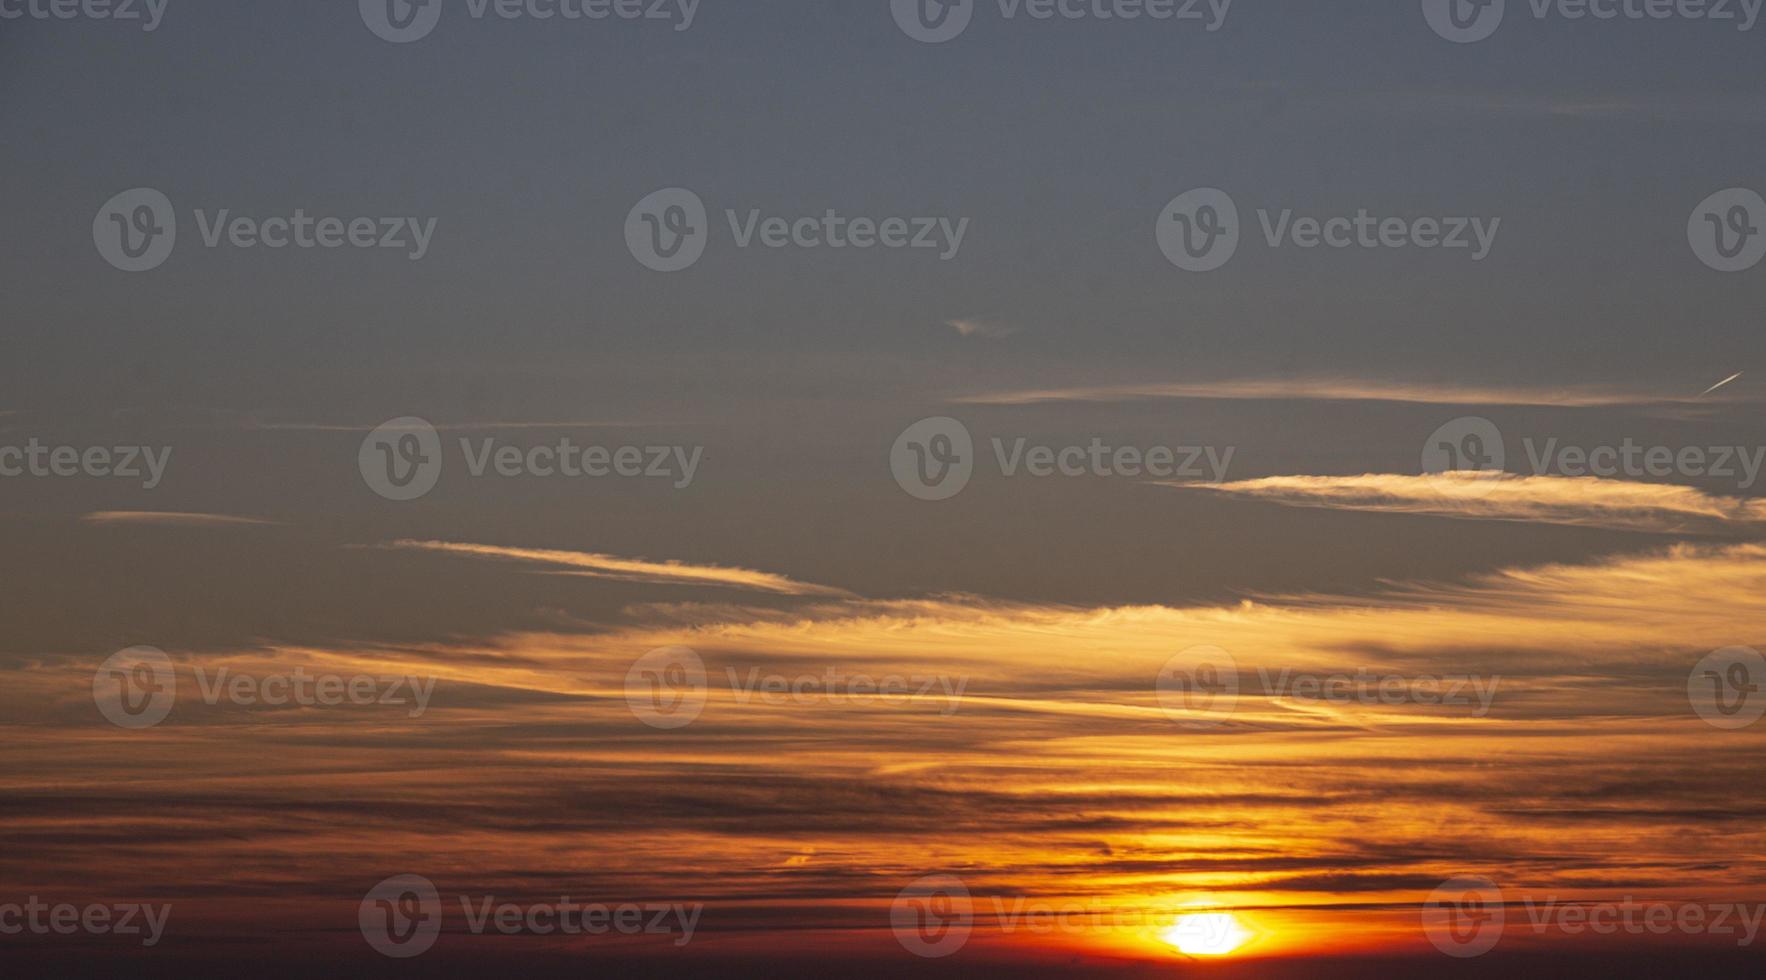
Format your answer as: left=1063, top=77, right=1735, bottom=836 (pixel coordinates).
left=1162, top=912, right=1251, bottom=956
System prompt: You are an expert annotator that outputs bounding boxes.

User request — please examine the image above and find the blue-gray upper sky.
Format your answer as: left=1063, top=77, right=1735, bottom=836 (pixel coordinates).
left=6, top=0, right=1763, bottom=399
left=2, top=0, right=1763, bottom=645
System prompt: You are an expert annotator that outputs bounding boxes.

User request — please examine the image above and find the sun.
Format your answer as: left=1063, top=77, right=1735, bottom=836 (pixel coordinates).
left=1162, top=912, right=1252, bottom=956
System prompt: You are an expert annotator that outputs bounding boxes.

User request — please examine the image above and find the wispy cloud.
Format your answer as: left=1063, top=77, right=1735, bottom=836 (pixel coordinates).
left=10, top=541, right=1766, bottom=958
left=955, top=378, right=1722, bottom=408
left=81, top=511, right=282, bottom=528
left=948, top=318, right=1019, bottom=340
left=231, top=420, right=674, bottom=432
left=377, top=540, right=854, bottom=597
left=1173, top=473, right=1766, bottom=534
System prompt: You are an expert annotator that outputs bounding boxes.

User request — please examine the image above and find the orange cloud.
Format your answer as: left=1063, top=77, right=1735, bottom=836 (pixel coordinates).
left=10, top=543, right=1763, bottom=964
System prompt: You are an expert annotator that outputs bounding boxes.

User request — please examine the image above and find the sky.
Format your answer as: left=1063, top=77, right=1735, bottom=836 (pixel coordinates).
left=2, top=1, right=1765, bottom=976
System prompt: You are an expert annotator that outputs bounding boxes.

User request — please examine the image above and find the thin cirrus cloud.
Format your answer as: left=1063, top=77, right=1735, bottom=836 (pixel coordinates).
left=377, top=539, right=855, bottom=597
left=232, top=420, right=671, bottom=432
left=1170, top=473, right=1766, bottom=535
left=948, top=318, right=1019, bottom=340
left=79, top=511, right=282, bottom=527
left=953, top=377, right=1730, bottom=408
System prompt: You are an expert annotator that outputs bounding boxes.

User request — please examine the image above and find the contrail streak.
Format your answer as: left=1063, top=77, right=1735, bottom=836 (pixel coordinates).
left=1701, top=372, right=1743, bottom=396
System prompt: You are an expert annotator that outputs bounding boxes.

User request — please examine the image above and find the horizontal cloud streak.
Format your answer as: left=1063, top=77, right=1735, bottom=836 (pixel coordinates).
left=378, top=540, right=854, bottom=597
left=955, top=378, right=1724, bottom=408
left=948, top=318, right=1018, bottom=340
left=81, top=511, right=281, bottom=527
left=1175, top=473, right=1766, bottom=534
left=231, top=420, right=673, bottom=431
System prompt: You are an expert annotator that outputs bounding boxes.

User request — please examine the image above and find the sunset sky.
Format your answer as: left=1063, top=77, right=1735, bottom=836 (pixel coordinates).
left=3, top=2, right=1765, bottom=977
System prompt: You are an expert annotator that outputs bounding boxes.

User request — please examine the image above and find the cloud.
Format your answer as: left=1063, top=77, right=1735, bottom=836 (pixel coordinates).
left=80, top=511, right=282, bottom=527
left=955, top=378, right=1722, bottom=408
left=9, top=542, right=1766, bottom=957
left=1171, top=473, right=1766, bottom=534
left=948, top=318, right=1018, bottom=340
left=229, top=420, right=672, bottom=432
left=377, top=539, right=854, bottom=597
